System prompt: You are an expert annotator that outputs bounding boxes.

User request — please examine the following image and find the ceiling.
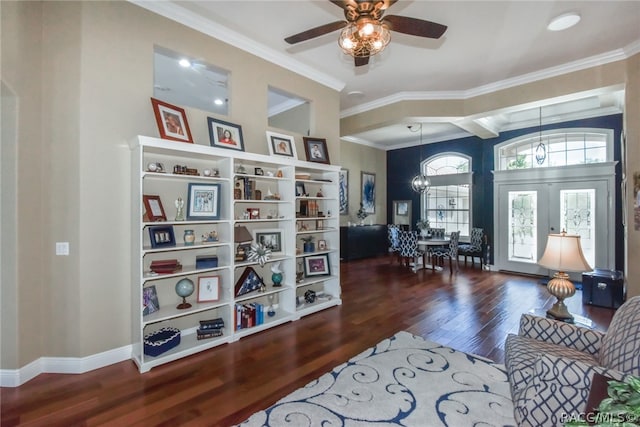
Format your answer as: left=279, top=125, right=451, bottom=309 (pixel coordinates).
left=134, top=1, right=640, bottom=150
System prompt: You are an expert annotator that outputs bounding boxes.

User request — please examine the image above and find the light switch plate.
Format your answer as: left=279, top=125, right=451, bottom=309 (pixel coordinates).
left=56, top=242, right=69, bottom=256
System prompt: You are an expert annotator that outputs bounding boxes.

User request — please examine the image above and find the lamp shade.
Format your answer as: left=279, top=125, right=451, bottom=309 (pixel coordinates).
left=538, top=232, right=591, bottom=272
left=234, top=226, right=253, bottom=243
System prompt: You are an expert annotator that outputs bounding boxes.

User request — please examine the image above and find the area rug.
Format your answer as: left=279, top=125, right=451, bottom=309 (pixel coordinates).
left=239, top=331, right=516, bottom=426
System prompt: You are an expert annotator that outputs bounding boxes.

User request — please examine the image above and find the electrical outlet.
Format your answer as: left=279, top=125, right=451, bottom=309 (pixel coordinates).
left=56, top=242, right=69, bottom=256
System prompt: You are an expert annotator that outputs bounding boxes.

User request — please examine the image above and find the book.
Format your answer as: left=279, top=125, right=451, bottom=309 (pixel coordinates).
left=196, top=328, right=223, bottom=340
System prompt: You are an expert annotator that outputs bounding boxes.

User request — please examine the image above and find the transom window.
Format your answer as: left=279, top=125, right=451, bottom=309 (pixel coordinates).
left=498, top=129, right=612, bottom=171
left=421, top=154, right=472, bottom=237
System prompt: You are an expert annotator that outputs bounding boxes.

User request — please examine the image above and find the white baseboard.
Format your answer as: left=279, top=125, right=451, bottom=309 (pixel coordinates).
left=0, top=344, right=132, bottom=387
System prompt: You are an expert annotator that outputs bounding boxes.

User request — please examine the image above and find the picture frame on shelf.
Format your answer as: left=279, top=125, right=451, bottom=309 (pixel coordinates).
left=142, top=285, right=160, bottom=316
left=247, top=208, right=260, bottom=220
left=361, top=171, right=376, bottom=214
left=207, top=117, right=245, bottom=151
left=253, top=228, right=284, bottom=255
left=197, top=275, right=220, bottom=302
left=187, top=183, right=221, bottom=220
left=303, top=137, right=330, bottom=164
left=266, top=131, right=297, bottom=159
left=317, top=239, right=327, bottom=251
left=303, top=254, right=331, bottom=277
left=150, top=98, right=193, bottom=143
left=143, top=194, right=167, bottom=222
left=148, top=225, right=176, bottom=248
left=235, top=267, right=265, bottom=296
left=339, top=169, right=348, bottom=215
left=296, top=182, right=306, bottom=197
left=254, top=167, right=264, bottom=176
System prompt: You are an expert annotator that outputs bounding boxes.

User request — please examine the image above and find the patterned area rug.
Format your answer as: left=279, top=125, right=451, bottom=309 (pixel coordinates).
left=239, top=331, right=516, bottom=426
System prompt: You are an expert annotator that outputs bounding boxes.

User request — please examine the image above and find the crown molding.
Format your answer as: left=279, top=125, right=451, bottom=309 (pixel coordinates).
left=341, top=43, right=636, bottom=119
left=129, top=1, right=346, bottom=92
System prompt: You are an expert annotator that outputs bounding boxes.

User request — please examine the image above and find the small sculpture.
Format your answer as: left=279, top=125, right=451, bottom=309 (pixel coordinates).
left=271, top=262, right=283, bottom=287
left=175, top=197, right=185, bottom=221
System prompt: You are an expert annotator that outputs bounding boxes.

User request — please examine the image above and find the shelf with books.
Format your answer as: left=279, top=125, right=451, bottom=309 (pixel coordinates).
left=131, top=135, right=341, bottom=372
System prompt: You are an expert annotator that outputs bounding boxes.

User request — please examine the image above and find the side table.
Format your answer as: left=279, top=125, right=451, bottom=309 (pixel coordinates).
left=528, top=308, right=594, bottom=329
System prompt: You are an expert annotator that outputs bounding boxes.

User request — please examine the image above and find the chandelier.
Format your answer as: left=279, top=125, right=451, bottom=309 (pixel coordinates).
left=338, top=18, right=391, bottom=58
left=409, top=124, right=431, bottom=193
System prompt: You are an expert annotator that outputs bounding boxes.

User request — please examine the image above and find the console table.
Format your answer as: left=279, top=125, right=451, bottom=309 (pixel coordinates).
left=340, top=225, right=388, bottom=261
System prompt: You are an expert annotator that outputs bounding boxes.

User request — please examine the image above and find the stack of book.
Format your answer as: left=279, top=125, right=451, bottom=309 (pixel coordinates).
left=150, top=259, right=182, bottom=274
left=234, top=303, right=265, bottom=330
left=196, top=317, right=224, bottom=340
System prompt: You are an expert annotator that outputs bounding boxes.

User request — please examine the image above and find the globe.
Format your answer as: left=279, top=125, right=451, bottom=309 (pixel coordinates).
left=175, top=278, right=194, bottom=309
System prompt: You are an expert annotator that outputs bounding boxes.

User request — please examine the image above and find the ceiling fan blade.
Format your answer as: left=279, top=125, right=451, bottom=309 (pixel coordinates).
left=355, top=56, right=370, bottom=67
left=284, top=21, right=347, bottom=44
left=384, top=15, right=447, bottom=39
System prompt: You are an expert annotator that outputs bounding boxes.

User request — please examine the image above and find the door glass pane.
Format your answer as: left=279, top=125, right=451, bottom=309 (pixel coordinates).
left=560, top=189, right=595, bottom=269
left=508, top=191, right=537, bottom=263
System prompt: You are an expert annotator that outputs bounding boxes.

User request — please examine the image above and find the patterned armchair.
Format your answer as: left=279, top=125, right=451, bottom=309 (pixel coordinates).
left=504, top=296, right=640, bottom=426
left=458, top=227, right=485, bottom=267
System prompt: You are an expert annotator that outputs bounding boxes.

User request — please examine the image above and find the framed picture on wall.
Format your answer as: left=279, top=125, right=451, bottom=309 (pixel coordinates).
left=339, top=169, right=348, bottom=215
left=150, top=98, right=193, bottom=143
left=361, top=171, right=376, bottom=214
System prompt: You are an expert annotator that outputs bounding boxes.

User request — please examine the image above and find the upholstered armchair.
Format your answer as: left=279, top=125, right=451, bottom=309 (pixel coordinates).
left=458, top=227, right=485, bottom=267
left=504, top=296, right=640, bottom=426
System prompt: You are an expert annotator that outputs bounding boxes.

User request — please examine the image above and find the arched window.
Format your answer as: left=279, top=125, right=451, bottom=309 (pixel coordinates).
left=422, top=153, right=472, bottom=237
left=496, top=128, right=612, bottom=170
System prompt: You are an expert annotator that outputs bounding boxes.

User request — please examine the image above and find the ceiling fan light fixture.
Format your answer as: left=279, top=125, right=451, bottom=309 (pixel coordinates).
left=338, top=20, right=391, bottom=58
left=547, top=12, right=581, bottom=31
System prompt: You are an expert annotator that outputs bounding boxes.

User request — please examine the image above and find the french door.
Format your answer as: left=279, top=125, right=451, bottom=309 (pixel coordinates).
left=494, top=164, right=615, bottom=279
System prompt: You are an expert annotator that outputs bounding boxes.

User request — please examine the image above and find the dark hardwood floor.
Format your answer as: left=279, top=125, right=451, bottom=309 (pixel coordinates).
left=1, top=257, right=616, bottom=426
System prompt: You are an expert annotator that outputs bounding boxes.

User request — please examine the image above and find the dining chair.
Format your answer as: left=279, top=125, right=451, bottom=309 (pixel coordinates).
left=398, top=230, right=425, bottom=273
left=458, top=227, right=485, bottom=267
left=429, top=231, right=460, bottom=273
left=387, top=224, right=401, bottom=264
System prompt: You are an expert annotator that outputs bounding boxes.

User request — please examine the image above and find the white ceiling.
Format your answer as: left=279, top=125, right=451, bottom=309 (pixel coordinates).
left=134, top=0, right=640, bottom=150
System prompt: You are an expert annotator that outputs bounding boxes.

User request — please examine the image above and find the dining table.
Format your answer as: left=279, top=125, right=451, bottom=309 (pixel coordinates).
left=416, top=238, right=450, bottom=271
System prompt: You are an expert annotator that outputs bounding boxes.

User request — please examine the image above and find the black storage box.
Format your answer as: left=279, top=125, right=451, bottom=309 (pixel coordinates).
left=582, top=269, right=625, bottom=308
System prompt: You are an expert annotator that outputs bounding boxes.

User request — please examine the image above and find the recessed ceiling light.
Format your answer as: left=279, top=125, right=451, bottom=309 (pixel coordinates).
left=213, top=98, right=224, bottom=106
left=547, top=12, right=581, bottom=31
left=347, top=90, right=365, bottom=98
left=178, top=58, right=191, bottom=68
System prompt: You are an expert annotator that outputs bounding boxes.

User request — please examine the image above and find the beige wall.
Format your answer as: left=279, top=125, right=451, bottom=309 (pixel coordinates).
left=1, top=1, right=340, bottom=368
left=339, top=140, right=387, bottom=226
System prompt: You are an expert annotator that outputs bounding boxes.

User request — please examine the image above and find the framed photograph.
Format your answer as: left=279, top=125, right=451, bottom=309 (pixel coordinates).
left=266, top=131, right=297, bottom=159
left=207, top=117, right=245, bottom=151
left=143, top=285, right=160, bottom=316
left=235, top=267, right=265, bottom=296
left=143, top=195, right=167, bottom=222
left=303, top=137, right=330, bottom=164
left=247, top=208, right=260, bottom=220
left=187, top=183, right=221, bottom=220
left=253, top=228, right=284, bottom=255
left=150, top=98, right=193, bottom=143
left=197, top=276, right=220, bottom=302
left=317, top=239, right=327, bottom=251
left=361, top=171, right=376, bottom=214
left=339, top=169, right=348, bottom=215
left=303, top=254, right=330, bottom=277
left=396, top=201, right=409, bottom=216
left=254, top=167, right=264, bottom=176
left=148, top=225, right=176, bottom=248
left=295, top=182, right=306, bottom=197
left=316, top=219, right=324, bottom=230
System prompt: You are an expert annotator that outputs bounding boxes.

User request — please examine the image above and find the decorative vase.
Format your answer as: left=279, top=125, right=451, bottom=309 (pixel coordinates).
left=183, top=229, right=195, bottom=246
left=303, top=242, right=315, bottom=253
left=272, top=272, right=283, bottom=287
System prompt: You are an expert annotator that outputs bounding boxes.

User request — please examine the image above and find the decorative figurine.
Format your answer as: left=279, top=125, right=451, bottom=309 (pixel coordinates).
left=271, top=262, right=283, bottom=287
left=175, top=197, right=185, bottom=221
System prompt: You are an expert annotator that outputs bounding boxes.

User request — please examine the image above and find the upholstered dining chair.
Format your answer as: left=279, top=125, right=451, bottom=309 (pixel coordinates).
left=398, top=230, right=425, bottom=273
left=429, top=231, right=460, bottom=273
left=387, top=224, right=401, bottom=264
left=458, top=227, right=485, bottom=267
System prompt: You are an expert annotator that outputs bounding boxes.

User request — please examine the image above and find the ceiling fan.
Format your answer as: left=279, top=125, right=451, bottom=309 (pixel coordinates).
left=284, top=0, right=447, bottom=67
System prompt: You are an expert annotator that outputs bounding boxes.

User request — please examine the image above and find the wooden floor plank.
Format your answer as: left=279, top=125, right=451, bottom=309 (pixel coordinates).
left=1, top=257, right=616, bottom=426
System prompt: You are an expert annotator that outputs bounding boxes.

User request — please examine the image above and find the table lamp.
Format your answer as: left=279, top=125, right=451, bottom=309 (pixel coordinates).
left=538, top=230, right=591, bottom=322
